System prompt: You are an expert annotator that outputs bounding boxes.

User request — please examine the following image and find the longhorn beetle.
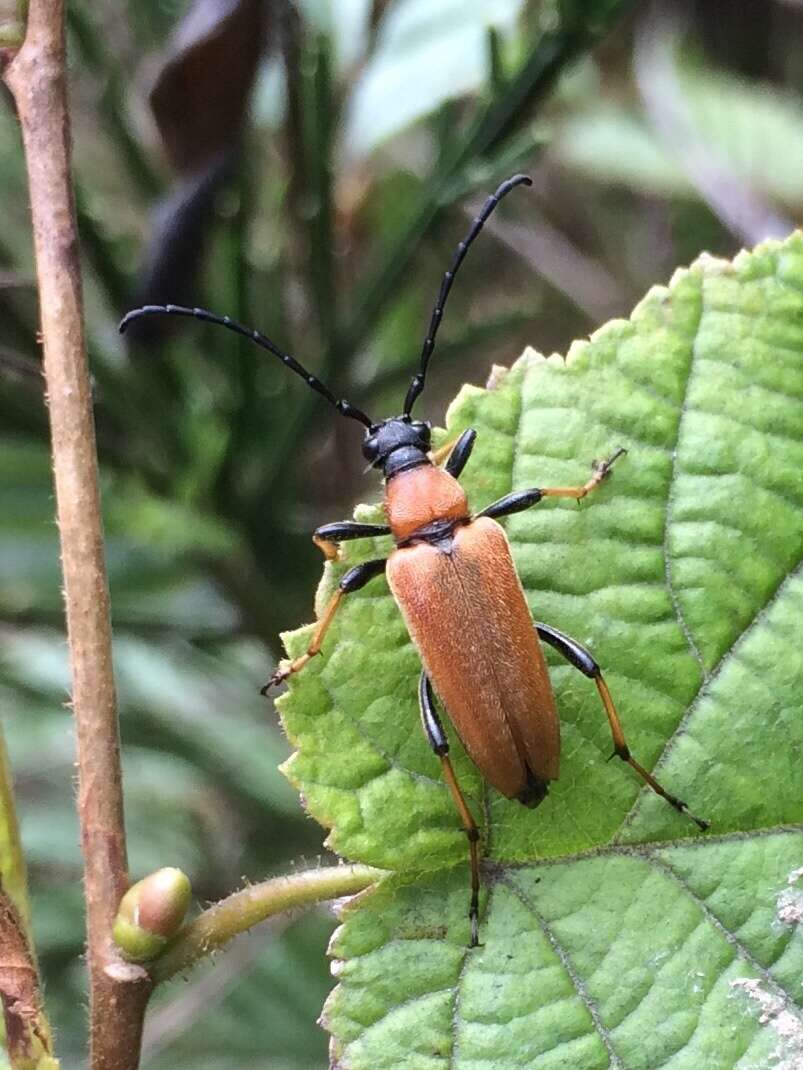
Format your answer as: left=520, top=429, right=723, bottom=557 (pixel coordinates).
left=120, top=174, right=708, bottom=946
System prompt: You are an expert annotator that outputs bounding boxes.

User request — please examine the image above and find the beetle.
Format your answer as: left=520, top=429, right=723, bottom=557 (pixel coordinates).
left=120, top=174, right=707, bottom=946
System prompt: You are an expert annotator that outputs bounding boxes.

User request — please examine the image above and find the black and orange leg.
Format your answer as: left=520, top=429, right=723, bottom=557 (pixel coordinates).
left=261, top=558, right=387, bottom=693
left=430, top=428, right=477, bottom=478
left=478, top=447, right=627, bottom=519
left=535, top=622, right=709, bottom=830
left=418, top=672, right=483, bottom=947
left=313, top=521, right=391, bottom=561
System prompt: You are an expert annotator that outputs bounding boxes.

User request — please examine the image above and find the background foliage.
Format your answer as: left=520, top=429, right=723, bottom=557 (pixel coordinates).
left=1, top=0, right=802, bottom=1066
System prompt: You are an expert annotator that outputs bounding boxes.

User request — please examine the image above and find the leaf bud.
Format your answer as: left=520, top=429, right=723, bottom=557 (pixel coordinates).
left=113, top=867, right=191, bottom=962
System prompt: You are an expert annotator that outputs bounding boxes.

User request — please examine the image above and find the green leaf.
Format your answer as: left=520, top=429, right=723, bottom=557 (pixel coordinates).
left=278, top=231, right=803, bottom=1066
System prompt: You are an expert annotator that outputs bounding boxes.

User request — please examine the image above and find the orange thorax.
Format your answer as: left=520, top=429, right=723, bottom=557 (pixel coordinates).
left=384, top=464, right=469, bottom=542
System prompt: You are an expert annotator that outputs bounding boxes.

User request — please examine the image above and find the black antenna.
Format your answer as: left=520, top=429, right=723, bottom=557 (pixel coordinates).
left=403, top=173, right=533, bottom=418
left=119, top=304, right=374, bottom=428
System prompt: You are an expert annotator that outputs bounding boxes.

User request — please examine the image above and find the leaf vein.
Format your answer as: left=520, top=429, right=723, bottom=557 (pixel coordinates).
left=502, top=875, right=625, bottom=1069
left=491, top=824, right=803, bottom=873
left=663, top=273, right=707, bottom=677
left=647, top=853, right=802, bottom=1012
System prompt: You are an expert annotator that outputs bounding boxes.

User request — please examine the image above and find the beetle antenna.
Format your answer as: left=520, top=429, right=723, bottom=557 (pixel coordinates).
left=403, top=174, right=533, bottom=418
left=119, top=304, right=374, bottom=428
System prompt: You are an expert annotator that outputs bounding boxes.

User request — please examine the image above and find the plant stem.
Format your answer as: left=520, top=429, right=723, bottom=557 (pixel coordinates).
left=3, top=3, right=150, bottom=1066
left=151, top=865, right=379, bottom=984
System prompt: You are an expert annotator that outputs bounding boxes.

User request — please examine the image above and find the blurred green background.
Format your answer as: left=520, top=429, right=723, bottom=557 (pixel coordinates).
left=1, top=0, right=802, bottom=1065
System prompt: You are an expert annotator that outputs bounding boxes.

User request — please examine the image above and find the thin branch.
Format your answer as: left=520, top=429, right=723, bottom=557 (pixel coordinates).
left=3, top=3, right=150, bottom=1067
left=150, top=865, right=379, bottom=984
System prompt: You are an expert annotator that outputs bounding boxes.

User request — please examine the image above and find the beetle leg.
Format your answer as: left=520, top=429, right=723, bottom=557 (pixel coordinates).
left=313, top=521, right=391, bottom=561
left=535, top=623, right=709, bottom=831
left=478, top=487, right=544, bottom=520
left=419, top=672, right=482, bottom=947
left=477, top=447, right=627, bottom=519
left=430, top=428, right=477, bottom=478
left=262, top=558, right=387, bottom=693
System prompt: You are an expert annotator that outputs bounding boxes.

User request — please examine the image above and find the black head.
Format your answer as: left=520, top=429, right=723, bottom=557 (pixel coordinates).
left=362, top=418, right=431, bottom=478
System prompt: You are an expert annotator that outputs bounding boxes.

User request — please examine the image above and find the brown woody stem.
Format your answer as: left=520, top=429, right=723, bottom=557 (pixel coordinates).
left=151, top=865, right=379, bottom=984
left=3, top=3, right=150, bottom=1066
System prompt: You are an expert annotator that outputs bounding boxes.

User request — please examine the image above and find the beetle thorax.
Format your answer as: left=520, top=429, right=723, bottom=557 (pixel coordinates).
left=384, top=465, right=469, bottom=542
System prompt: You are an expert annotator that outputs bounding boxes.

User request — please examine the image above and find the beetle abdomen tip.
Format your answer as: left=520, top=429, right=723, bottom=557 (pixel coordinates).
left=517, top=772, right=550, bottom=809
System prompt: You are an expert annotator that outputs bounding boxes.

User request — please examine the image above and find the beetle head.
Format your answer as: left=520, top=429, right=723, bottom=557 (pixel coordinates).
left=362, top=418, right=431, bottom=477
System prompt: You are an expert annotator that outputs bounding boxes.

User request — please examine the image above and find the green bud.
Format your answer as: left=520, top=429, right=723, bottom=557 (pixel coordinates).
left=113, top=867, right=191, bottom=963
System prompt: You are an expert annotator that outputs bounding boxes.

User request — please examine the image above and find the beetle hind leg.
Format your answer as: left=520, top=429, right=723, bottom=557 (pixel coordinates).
left=535, top=622, right=709, bottom=831
left=418, top=672, right=483, bottom=947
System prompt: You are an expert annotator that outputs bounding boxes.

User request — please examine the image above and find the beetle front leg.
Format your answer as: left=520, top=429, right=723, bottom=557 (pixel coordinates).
left=535, top=622, right=709, bottom=831
left=419, top=672, right=483, bottom=947
left=262, top=558, right=387, bottom=693
left=429, top=428, right=477, bottom=478
left=313, top=521, right=391, bottom=561
left=478, top=447, right=626, bottom=519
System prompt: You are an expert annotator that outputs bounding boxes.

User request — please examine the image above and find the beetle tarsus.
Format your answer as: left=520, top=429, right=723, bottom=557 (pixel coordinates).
left=261, top=667, right=291, bottom=694
left=675, top=799, right=710, bottom=832
left=592, top=446, right=627, bottom=480
left=469, top=910, right=480, bottom=949
left=583, top=446, right=627, bottom=497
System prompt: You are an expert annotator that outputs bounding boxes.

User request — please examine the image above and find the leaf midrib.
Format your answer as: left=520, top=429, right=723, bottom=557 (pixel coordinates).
left=662, top=268, right=707, bottom=677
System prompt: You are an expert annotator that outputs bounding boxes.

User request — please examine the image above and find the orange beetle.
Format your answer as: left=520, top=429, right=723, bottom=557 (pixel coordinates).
left=120, top=175, right=707, bottom=946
